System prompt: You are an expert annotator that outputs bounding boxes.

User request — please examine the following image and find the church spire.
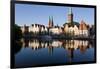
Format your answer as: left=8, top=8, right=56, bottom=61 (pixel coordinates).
left=48, top=16, right=53, bottom=28
left=68, top=7, right=72, bottom=14
left=48, top=16, right=51, bottom=27
left=51, top=16, right=54, bottom=27
left=49, top=16, right=51, bottom=23
left=68, top=7, right=73, bottom=23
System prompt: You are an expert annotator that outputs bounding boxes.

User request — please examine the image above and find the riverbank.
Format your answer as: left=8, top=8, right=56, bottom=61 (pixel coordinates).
left=22, top=35, right=95, bottom=40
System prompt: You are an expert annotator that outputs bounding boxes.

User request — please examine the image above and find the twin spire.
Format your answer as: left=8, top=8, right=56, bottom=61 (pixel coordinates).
left=48, top=16, right=54, bottom=28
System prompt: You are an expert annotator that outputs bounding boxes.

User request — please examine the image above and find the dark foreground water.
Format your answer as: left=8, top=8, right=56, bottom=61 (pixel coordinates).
left=15, top=39, right=95, bottom=68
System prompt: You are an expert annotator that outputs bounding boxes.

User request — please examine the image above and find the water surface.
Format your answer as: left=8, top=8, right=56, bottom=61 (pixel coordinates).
left=15, top=39, right=95, bottom=68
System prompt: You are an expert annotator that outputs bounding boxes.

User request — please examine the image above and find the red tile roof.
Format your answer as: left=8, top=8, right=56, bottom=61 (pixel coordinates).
left=79, top=20, right=88, bottom=30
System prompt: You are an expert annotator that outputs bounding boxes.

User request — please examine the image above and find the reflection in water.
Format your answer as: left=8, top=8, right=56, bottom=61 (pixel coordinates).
left=15, top=39, right=95, bottom=67
left=21, top=39, right=93, bottom=53
left=63, top=40, right=89, bottom=52
left=62, top=40, right=92, bottom=63
left=14, top=41, right=22, bottom=54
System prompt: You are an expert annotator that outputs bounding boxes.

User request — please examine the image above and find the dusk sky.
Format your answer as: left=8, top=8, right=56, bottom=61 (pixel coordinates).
left=15, top=4, right=94, bottom=26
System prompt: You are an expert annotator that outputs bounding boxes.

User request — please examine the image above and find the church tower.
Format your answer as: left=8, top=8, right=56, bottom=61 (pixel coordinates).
left=51, top=16, right=54, bottom=27
left=68, top=7, right=73, bottom=24
left=48, top=16, right=54, bottom=28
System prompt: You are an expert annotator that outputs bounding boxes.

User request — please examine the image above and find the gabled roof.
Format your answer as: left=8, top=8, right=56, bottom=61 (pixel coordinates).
left=79, top=20, right=88, bottom=30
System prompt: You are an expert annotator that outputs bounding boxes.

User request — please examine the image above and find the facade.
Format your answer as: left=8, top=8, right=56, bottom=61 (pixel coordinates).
left=49, top=26, right=63, bottom=35
left=20, top=25, right=29, bottom=35
left=79, top=20, right=89, bottom=37
left=64, top=21, right=88, bottom=37
left=64, top=24, right=79, bottom=36
left=29, top=24, right=40, bottom=34
left=29, top=24, right=48, bottom=35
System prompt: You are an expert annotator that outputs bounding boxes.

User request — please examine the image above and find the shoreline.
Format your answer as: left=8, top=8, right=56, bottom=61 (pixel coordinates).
left=22, top=35, right=95, bottom=40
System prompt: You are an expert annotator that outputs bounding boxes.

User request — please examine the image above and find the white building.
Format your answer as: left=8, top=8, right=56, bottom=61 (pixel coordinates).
left=63, top=20, right=89, bottom=37
left=20, top=25, right=29, bottom=35
left=49, top=26, right=63, bottom=35
left=64, top=24, right=79, bottom=36
left=29, top=24, right=39, bottom=34
left=29, top=24, right=48, bottom=34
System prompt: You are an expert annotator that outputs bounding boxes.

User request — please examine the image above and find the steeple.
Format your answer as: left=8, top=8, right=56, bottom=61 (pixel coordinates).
left=68, top=7, right=73, bottom=23
left=51, top=16, right=54, bottom=27
left=69, top=7, right=73, bottom=14
left=48, top=16, right=54, bottom=28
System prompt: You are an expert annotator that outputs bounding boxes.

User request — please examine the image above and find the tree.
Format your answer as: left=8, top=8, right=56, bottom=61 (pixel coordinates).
left=14, top=24, right=22, bottom=40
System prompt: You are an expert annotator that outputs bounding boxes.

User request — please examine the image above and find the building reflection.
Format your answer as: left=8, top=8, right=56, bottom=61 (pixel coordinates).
left=63, top=40, right=90, bottom=52
left=62, top=40, right=93, bottom=63
left=20, top=39, right=94, bottom=62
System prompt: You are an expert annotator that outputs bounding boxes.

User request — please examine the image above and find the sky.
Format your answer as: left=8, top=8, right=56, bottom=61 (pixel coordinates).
left=15, top=4, right=95, bottom=27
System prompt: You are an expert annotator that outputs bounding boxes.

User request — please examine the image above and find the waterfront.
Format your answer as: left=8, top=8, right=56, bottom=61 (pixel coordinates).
left=15, top=39, right=95, bottom=68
